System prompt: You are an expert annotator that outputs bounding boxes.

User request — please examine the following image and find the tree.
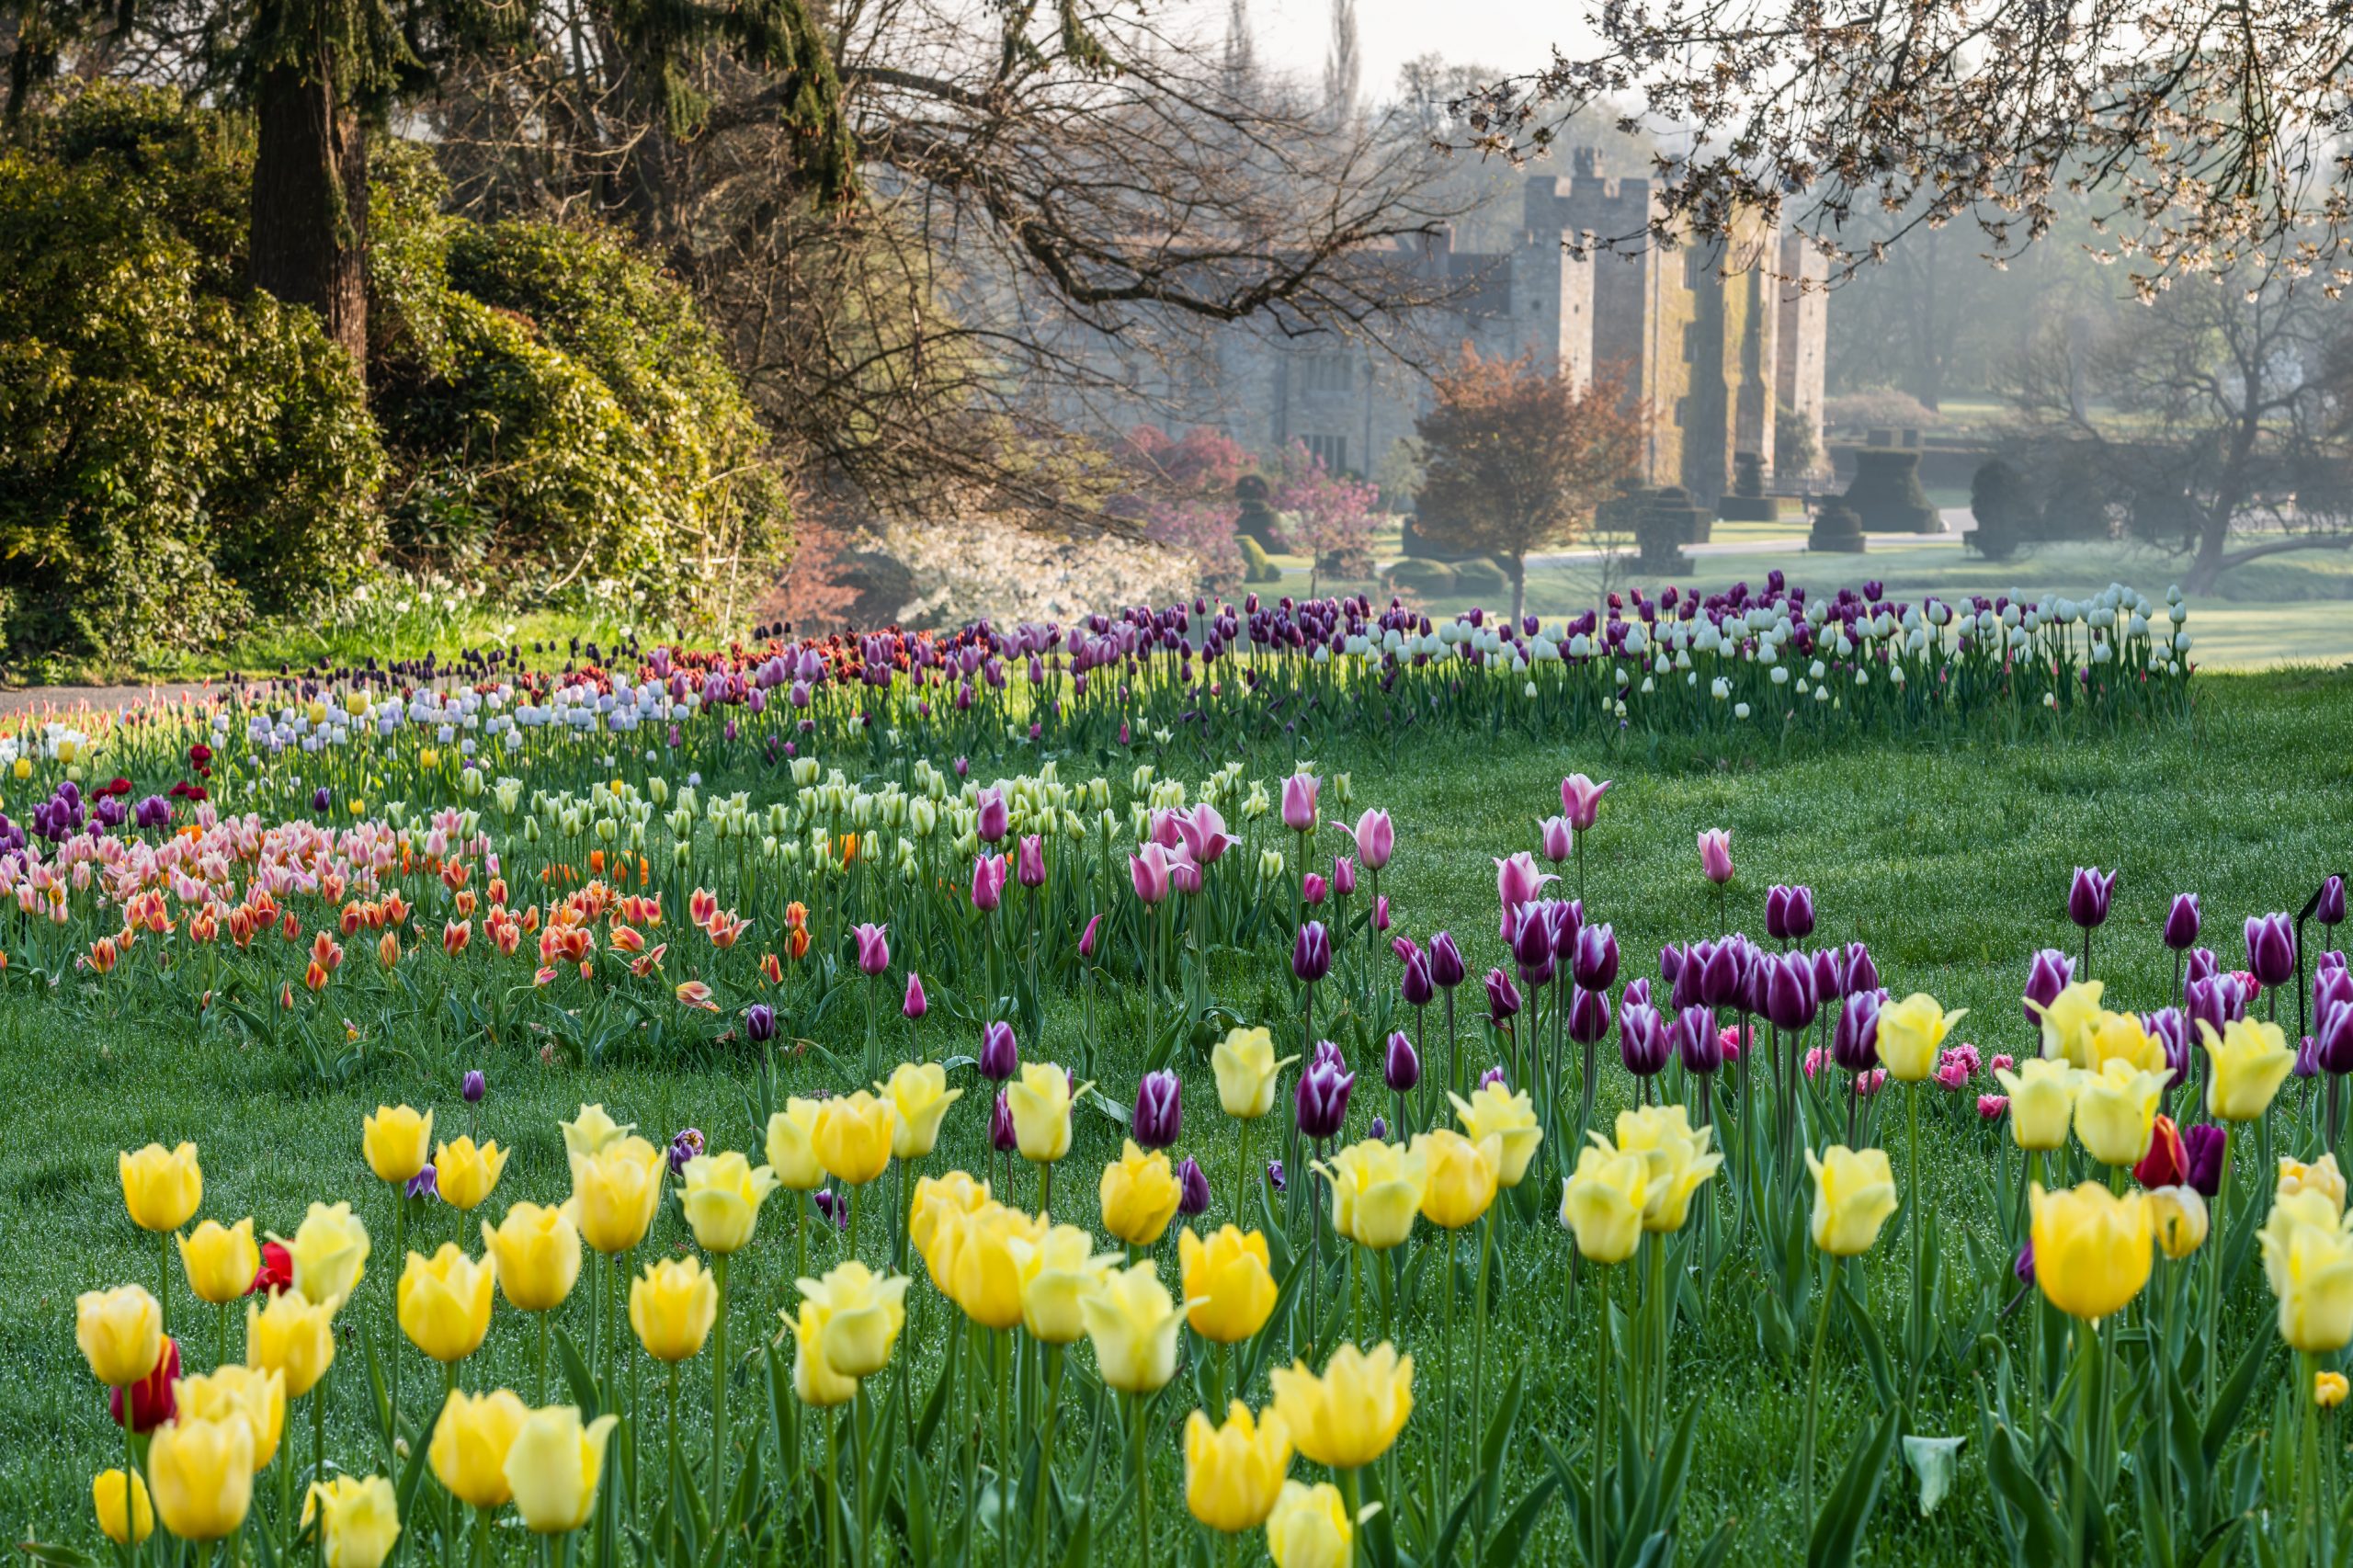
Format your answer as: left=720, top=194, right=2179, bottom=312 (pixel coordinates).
left=1413, top=347, right=1644, bottom=624
left=1275, top=439, right=1379, bottom=596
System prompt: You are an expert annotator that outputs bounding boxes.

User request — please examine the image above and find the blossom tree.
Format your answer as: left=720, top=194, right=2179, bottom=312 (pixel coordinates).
left=1275, top=441, right=1381, bottom=596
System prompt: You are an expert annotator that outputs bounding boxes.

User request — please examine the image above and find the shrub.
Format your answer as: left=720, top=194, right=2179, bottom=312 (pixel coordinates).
left=1450, top=557, right=1510, bottom=598
left=1239, top=535, right=1282, bottom=584
left=1383, top=558, right=1458, bottom=597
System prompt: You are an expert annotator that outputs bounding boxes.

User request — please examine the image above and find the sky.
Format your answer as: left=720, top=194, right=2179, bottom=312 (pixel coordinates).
left=1242, top=0, right=1598, bottom=105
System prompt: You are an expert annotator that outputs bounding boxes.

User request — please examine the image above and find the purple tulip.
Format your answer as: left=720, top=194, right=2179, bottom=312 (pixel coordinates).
left=2245, top=913, right=2296, bottom=991
left=745, top=1004, right=777, bottom=1044
left=1484, top=968, right=1522, bottom=1022
left=1295, top=1059, right=1355, bottom=1140
left=2183, top=1123, right=2228, bottom=1198
left=1383, top=1031, right=1421, bottom=1092
left=2068, top=867, right=2116, bottom=929
left=979, top=1021, right=1019, bottom=1082
left=2295, top=1034, right=2321, bottom=1079
left=1763, top=953, right=1818, bottom=1032
left=1133, top=1070, right=1183, bottom=1149
left=1369, top=1116, right=1389, bottom=1141
left=1333, top=857, right=1358, bottom=898
left=1293, top=920, right=1333, bottom=984
left=313, top=786, right=332, bottom=814
left=1479, top=1064, right=1508, bottom=1090
left=1281, top=773, right=1319, bottom=835
left=2186, top=947, right=2220, bottom=989
left=1833, top=990, right=1883, bottom=1073
left=1510, top=904, right=1552, bottom=971
left=972, top=854, right=1007, bottom=913
left=2145, top=1008, right=2190, bottom=1081
left=1568, top=984, right=1613, bottom=1045
left=1573, top=922, right=1620, bottom=992
left=407, top=1165, right=439, bottom=1202
left=1671, top=940, right=1710, bottom=1012
left=2014, top=1243, right=2035, bottom=1285
left=2318, top=964, right=2353, bottom=1018
left=976, top=787, right=1010, bottom=844
left=1766, top=884, right=1816, bottom=942
left=667, top=1128, right=705, bottom=1176
left=1620, top=1000, right=1672, bottom=1076
left=2322, top=876, right=2347, bottom=927
left=134, top=795, right=171, bottom=830
left=1699, top=937, right=1745, bottom=1010
left=1303, top=873, right=1329, bottom=907
left=1427, top=931, right=1466, bottom=990
left=1621, top=977, right=1652, bottom=1010
left=2023, top=948, right=2075, bottom=1027
left=2184, top=976, right=2231, bottom=1041
left=462, top=1069, right=487, bottom=1104
left=1266, top=1161, right=1286, bottom=1193
left=2163, top=893, right=2201, bottom=951
left=1840, top=942, right=1880, bottom=996
left=1017, top=835, right=1047, bottom=889
left=1675, top=1006, right=1722, bottom=1074
left=1539, top=816, right=1574, bottom=863
left=904, top=973, right=927, bottom=1019
left=1310, top=1038, right=1346, bottom=1071
left=1809, top=947, right=1842, bottom=1002
left=1079, top=915, right=1102, bottom=959
left=2317, top=1001, right=2353, bottom=1075
left=1546, top=898, right=1584, bottom=962
left=814, top=1188, right=849, bottom=1232
left=1349, top=808, right=1394, bottom=870
left=1400, top=952, right=1436, bottom=1008
left=990, top=1091, right=1018, bottom=1152
left=1176, top=1157, right=1211, bottom=1216
left=1659, top=942, right=1687, bottom=992
left=853, top=922, right=891, bottom=977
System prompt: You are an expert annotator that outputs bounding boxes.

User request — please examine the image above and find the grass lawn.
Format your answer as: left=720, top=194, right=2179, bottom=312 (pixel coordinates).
left=6, top=668, right=2351, bottom=1562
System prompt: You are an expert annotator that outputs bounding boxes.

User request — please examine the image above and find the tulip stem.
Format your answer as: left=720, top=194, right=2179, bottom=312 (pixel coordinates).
left=1799, top=1252, right=1832, bottom=1530
left=1234, top=1119, right=1253, bottom=1229
left=1035, top=1345, right=1063, bottom=1568
left=710, top=1253, right=730, bottom=1536
left=1472, top=1212, right=1494, bottom=1563
left=1129, top=1389, right=1152, bottom=1568
left=2301, top=1349, right=2322, bottom=1568
left=2204, top=1150, right=2231, bottom=1415
left=1592, top=1260, right=1611, bottom=1568
left=389, top=1196, right=404, bottom=1447
left=996, top=1331, right=1014, bottom=1568
left=1440, top=1229, right=1458, bottom=1507
left=159, top=1229, right=172, bottom=1338
left=313, top=1368, right=327, bottom=1568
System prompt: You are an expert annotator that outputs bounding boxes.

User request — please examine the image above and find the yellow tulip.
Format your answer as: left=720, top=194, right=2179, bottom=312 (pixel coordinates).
left=1008, top=1222, right=1120, bottom=1345
left=2031, top=979, right=2108, bottom=1068
left=1185, top=1402, right=1293, bottom=1532
left=677, top=1151, right=782, bottom=1254
left=504, top=1406, right=619, bottom=1533
left=1006, top=1062, right=1088, bottom=1164
left=149, top=1415, right=254, bottom=1540
left=92, top=1469, right=153, bottom=1545
left=1269, top=1340, right=1413, bottom=1469
left=2320, top=1371, right=2350, bottom=1409
left=2280, top=1154, right=2350, bottom=1210
left=178, top=1217, right=262, bottom=1306
left=304, top=1475, right=401, bottom=1568
left=1100, top=1141, right=1182, bottom=1246
left=2202, top=1017, right=2296, bottom=1122
left=75, top=1284, right=163, bottom=1387
left=938, top=1202, right=1047, bottom=1330
left=880, top=1062, right=963, bottom=1158
left=814, top=1092, right=897, bottom=1187
left=783, top=1300, right=859, bottom=1407
left=1079, top=1261, right=1188, bottom=1393
left=796, top=1259, right=911, bottom=1378
left=911, top=1171, right=993, bottom=1288
left=2030, top=1182, right=2153, bottom=1322
left=176, top=1365, right=285, bottom=1470
left=1411, top=1130, right=1500, bottom=1231
left=1179, top=1226, right=1280, bottom=1344
left=435, top=1138, right=509, bottom=1212
left=1877, top=994, right=1967, bottom=1082
left=630, top=1257, right=719, bottom=1362
left=560, top=1105, right=635, bottom=1182
left=119, top=1142, right=202, bottom=1233
left=482, top=1203, right=582, bottom=1312
left=1266, top=1480, right=1352, bottom=1568
left=363, top=1107, right=434, bottom=1185
left=1805, top=1145, right=1899, bottom=1256
left=1613, top=1104, right=1723, bottom=1233
left=1449, top=1083, right=1543, bottom=1187
left=273, top=1201, right=371, bottom=1312
left=765, top=1100, right=827, bottom=1191
left=566, top=1136, right=665, bottom=1255
left=2073, top=1059, right=2167, bottom=1167
left=2085, top=1010, right=2166, bottom=1075
left=246, top=1289, right=336, bottom=1398
left=1993, top=1058, right=2081, bottom=1151
left=1558, top=1143, right=1647, bottom=1265
left=1319, top=1139, right=1427, bottom=1250
left=2260, top=1194, right=2353, bottom=1352
left=399, top=1244, right=495, bottom=1364
left=2147, top=1186, right=2210, bottom=1259
left=1213, top=1028, right=1296, bottom=1119
left=430, top=1389, right=529, bottom=1507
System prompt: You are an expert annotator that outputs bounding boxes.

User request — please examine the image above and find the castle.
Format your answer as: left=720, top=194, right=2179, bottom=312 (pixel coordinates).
left=1108, top=149, right=1828, bottom=515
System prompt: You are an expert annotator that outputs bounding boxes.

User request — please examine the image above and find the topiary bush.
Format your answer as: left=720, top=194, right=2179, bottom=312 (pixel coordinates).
left=1450, top=556, right=1510, bottom=598
left=1383, top=558, right=1459, bottom=597
left=1238, top=534, right=1282, bottom=584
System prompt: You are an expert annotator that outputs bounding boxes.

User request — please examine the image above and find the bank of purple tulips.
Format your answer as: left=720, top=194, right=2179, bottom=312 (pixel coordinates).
left=26, top=699, right=2353, bottom=1567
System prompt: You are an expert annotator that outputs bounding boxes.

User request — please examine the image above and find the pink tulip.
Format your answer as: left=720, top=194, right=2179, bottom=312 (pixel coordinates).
left=1349, top=809, right=1394, bottom=870
left=1176, top=803, right=1238, bottom=865
left=1977, top=1094, right=2009, bottom=1119
left=971, top=853, right=1006, bottom=913
left=1561, top=774, right=1612, bottom=832
left=1494, top=851, right=1555, bottom=910
left=1281, top=773, right=1320, bottom=834
left=976, top=787, right=1010, bottom=845
left=1149, top=809, right=1186, bottom=851
left=1302, top=873, right=1329, bottom=906
left=1989, top=1052, right=2014, bottom=1074
left=1698, top=829, right=1734, bottom=885
left=853, top=923, right=890, bottom=976
left=1169, top=846, right=1203, bottom=896
left=1374, top=895, right=1391, bottom=932
left=1078, top=914, right=1102, bottom=958
left=1538, top=815, right=1574, bottom=864
left=1129, top=844, right=1173, bottom=904
left=904, top=971, right=927, bottom=1018
left=1017, top=834, right=1046, bottom=889
left=1333, top=856, right=1358, bottom=897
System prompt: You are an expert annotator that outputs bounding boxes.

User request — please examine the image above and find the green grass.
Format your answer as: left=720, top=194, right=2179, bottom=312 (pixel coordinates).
left=6, top=670, right=2353, bottom=1562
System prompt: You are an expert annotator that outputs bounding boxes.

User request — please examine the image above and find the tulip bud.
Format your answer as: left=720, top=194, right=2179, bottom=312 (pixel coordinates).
left=2322, top=876, right=2347, bottom=927
left=1427, top=931, right=1465, bottom=990
left=1399, top=952, right=1435, bottom=1008
left=2163, top=893, right=2201, bottom=950
left=990, top=1092, right=1018, bottom=1153
left=2182, top=1122, right=2228, bottom=1197
left=1294, top=1058, right=1354, bottom=1142
left=745, top=1004, right=777, bottom=1044
left=1176, top=1156, right=1211, bottom=1217
left=1674, top=1006, right=1722, bottom=1074
left=2245, top=913, right=2296, bottom=990
left=903, top=973, right=927, bottom=1019
left=1833, top=991, right=1883, bottom=1073
left=979, top=1021, right=1019, bottom=1082
left=1133, top=1070, right=1183, bottom=1150
left=2067, top=867, right=2116, bottom=929
left=1383, top=1031, right=1420, bottom=1092
left=1766, top=884, right=1816, bottom=942
left=1483, top=968, right=1520, bottom=1022
left=1292, top=921, right=1332, bottom=984
left=1572, top=922, right=1620, bottom=991
left=1567, top=984, right=1613, bottom=1046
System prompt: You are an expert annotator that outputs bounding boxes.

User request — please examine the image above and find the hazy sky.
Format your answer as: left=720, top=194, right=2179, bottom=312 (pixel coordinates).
left=1244, top=0, right=1598, bottom=104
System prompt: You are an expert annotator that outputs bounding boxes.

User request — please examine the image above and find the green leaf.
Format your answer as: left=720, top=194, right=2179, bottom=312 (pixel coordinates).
left=1807, top=1405, right=1901, bottom=1568
left=1900, top=1433, right=1965, bottom=1515
left=1484, top=1471, right=1563, bottom=1565
left=16, top=1544, right=101, bottom=1568
left=1984, top=1419, right=2069, bottom=1566
left=555, top=1325, right=603, bottom=1418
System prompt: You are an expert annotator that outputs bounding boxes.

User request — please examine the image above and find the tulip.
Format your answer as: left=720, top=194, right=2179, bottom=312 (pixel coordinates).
left=1674, top=1005, right=1722, bottom=1074
left=1832, top=990, right=1881, bottom=1073
left=1558, top=1143, right=1647, bottom=1264
left=1990, top=1057, right=2079, bottom=1152
left=1214, top=1027, right=1294, bottom=1119
left=1399, top=951, right=1436, bottom=1007
left=990, top=1093, right=1018, bottom=1153
left=1017, top=834, right=1046, bottom=887
left=2030, top=979, right=2107, bottom=1068
left=971, top=853, right=1006, bottom=911
left=1766, top=883, right=1816, bottom=942
left=399, top=1244, right=495, bottom=1364
left=1007, top=1062, right=1087, bottom=1164
left=1280, top=773, right=1319, bottom=834
left=677, top=1151, right=783, bottom=1254
left=1698, top=828, right=1733, bottom=884
left=1269, top=1341, right=1414, bottom=1469
left=1613, top=1104, right=1723, bottom=1232
left=112, top=1335, right=179, bottom=1433
left=2075, top=1059, right=2168, bottom=1167
left=764, top=1103, right=826, bottom=1191
left=2147, top=1186, right=2209, bottom=1258
left=2201, top=1017, right=2295, bottom=1120
left=852, top=922, right=890, bottom=976
left=179, top=1217, right=261, bottom=1306
left=2245, top=913, right=2297, bottom=991
left=2280, top=1153, right=2348, bottom=1209
left=814, top=1092, right=897, bottom=1186
left=903, top=973, right=927, bottom=1019
left=120, top=1142, right=203, bottom=1233
left=938, top=1203, right=1045, bottom=1330
left=481, top=1203, right=582, bottom=1313
left=1266, top=1480, right=1353, bottom=1568
left=504, top=1405, right=619, bottom=1533
left=1292, top=920, right=1332, bottom=983
left=1620, top=1000, right=1672, bottom=1077
left=2164, top=893, right=2202, bottom=951
left=976, top=786, right=1010, bottom=843
left=435, top=1137, right=509, bottom=1211
left=2134, top=1114, right=2188, bottom=1188
left=1493, top=851, right=1554, bottom=910
left=559, top=1105, right=635, bottom=1178
left=1081, top=1262, right=1188, bottom=1393
left=1177, top=1157, right=1212, bottom=1216
left=1186, top=1402, right=1293, bottom=1532
left=176, top=1363, right=285, bottom=1470
left=1449, top=1082, right=1541, bottom=1187
left=244, top=1285, right=335, bottom=1396
left=1350, top=808, right=1394, bottom=870
left=2030, top=1182, right=2153, bottom=1321
left=149, top=1415, right=255, bottom=1540
left=1132, top=1069, right=1183, bottom=1149
left=1560, top=772, right=1611, bottom=829
left=1411, top=1129, right=1500, bottom=1230
left=1539, top=815, right=1574, bottom=863
left=92, top=1469, right=153, bottom=1545
left=2322, top=877, right=2347, bottom=927
left=1877, top=994, right=1967, bottom=1082
left=627, top=1256, right=718, bottom=1362
left=1007, top=1223, right=1120, bottom=1345
left=1130, top=844, right=1174, bottom=904
left=2023, top=948, right=2075, bottom=1027
left=797, top=1258, right=911, bottom=1379
left=1294, top=1055, right=1355, bottom=1142
left=1179, top=1224, right=1282, bottom=1341
left=2322, top=1371, right=2350, bottom=1408
left=2067, top=867, right=2116, bottom=929
left=303, top=1475, right=401, bottom=1568
left=77, top=1284, right=163, bottom=1387
left=2184, top=1121, right=2228, bottom=1196
left=746, top=1002, right=779, bottom=1043
left=2259, top=1196, right=2353, bottom=1352
left=1805, top=1145, right=1899, bottom=1256
left=2185, top=974, right=2235, bottom=1040
left=1101, top=1140, right=1184, bottom=1246
left=566, top=1136, right=666, bottom=1254
left=363, top=1107, right=435, bottom=1185
left=1483, top=968, right=1521, bottom=1023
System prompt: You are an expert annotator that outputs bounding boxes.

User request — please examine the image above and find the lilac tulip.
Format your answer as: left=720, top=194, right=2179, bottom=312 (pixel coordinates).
left=1622, top=977, right=1653, bottom=1010
left=408, top=1165, right=439, bottom=1202
left=853, top=923, right=890, bottom=977
left=1660, top=942, right=1688, bottom=992
left=2296, top=1034, right=2322, bottom=1079
left=1495, top=851, right=1555, bottom=910
left=1078, top=915, right=1102, bottom=958
left=1129, top=844, right=1173, bottom=904
left=667, top=1129, right=705, bottom=1176
left=1545, top=898, right=1584, bottom=962
left=1676, top=1006, right=1723, bottom=1074
left=2163, top=893, right=2201, bottom=951
left=1765, top=884, right=1816, bottom=942
left=1428, top=932, right=1467, bottom=990
left=2184, top=975, right=2231, bottom=1040
left=1333, top=856, right=1358, bottom=898
left=1176, top=1157, right=1211, bottom=1216
left=1293, top=921, right=1333, bottom=984
left=903, top=972, right=927, bottom=1020
left=2067, top=867, right=2116, bottom=929
left=1560, top=774, right=1611, bottom=832
left=1302, top=873, right=1329, bottom=907
left=1620, top=999, right=1672, bottom=1076
left=2318, top=964, right=2353, bottom=1017
left=1350, top=809, right=1395, bottom=870
left=1133, top=1070, right=1182, bottom=1149
left=1017, top=835, right=1046, bottom=889
left=2245, top=913, right=2296, bottom=990
left=134, top=795, right=171, bottom=830
left=1484, top=967, right=1522, bottom=1022
left=972, top=854, right=1007, bottom=912
left=1267, top=1161, right=1286, bottom=1193
left=1400, top=952, right=1436, bottom=1007
left=1539, top=815, right=1574, bottom=863
left=2186, top=947, right=2220, bottom=988
left=2322, top=876, right=2347, bottom=927
left=1281, top=773, right=1320, bottom=834
left=2023, top=948, right=2075, bottom=1026
left=1383, top=1031, right=1421, bottom=1092
left=976, top=786, right=1010, bottom=845
left=979, top=1020, right=1019, bottom=1082
left=1176, top=804, right=1237, bottom=866
left=462, top=1069, right=487, bottom=1104
left=1698, top=829, right=1734, bottom=885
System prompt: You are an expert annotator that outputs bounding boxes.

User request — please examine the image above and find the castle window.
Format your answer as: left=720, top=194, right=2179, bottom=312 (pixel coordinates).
left=1673, top=398, right=1687, bottom=427
left=1300, top=355, right=1353, bottom=393
left=1302, top=435, right=1349, bottom=472
left=1682, top=323, right=1696, bottom=362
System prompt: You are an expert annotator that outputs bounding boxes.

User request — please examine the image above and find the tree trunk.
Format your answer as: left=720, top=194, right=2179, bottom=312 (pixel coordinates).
left=1507, top=553, right=1526, bottom=629
left=250, top=58, right=369, bottom=381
